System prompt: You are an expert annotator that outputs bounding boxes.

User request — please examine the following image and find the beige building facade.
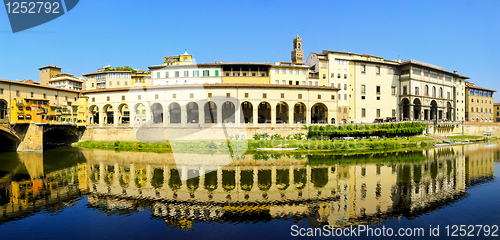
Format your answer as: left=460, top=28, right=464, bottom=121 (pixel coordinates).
left=494, top=103, right=500, bottom=122
left=83, top=84, right=338, bottom=128
left=465, top=83, right=495, bottom=122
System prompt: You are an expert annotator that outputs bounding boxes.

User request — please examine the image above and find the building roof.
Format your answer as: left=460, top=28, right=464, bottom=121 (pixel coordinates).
left=0, top=78, right=80, bottom=93
left=82, top=70, right=132, bottom=76
left=82, top=83, right=339, bottom=94
left=466, top=85, right=497, bottom=92
left=494, top=103, right=500, bottom=106
left=149, top=62, right=271, bottom=70
left=49, top=76, right=84, bottom=83
left=38, top=65, right=61, bottom=70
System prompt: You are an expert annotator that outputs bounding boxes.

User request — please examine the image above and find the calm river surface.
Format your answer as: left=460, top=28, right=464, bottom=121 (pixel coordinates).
left=0, top=143, right=499, bottom=239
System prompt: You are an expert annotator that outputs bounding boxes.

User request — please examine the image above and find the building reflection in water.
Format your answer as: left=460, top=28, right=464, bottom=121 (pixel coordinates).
left=0, top=143, right=496, bottom=229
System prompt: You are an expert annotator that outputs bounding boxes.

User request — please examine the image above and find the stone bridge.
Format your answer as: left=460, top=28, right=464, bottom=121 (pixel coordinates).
left=0, top=122, right=86, bottom=152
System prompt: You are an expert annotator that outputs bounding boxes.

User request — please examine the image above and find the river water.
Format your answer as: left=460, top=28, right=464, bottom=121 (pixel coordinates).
left=0, top=143, right=499, bottom=239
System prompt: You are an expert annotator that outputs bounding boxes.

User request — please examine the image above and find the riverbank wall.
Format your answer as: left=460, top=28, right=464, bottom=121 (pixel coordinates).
left=80, top=122, right=500, bottom=142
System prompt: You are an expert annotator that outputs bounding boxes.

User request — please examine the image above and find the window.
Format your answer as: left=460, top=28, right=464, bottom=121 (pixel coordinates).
left=282, top=80, right=286, bottom=85
left=226, top=93, right=230, bottom=98
left=344, top=84, right=347, bottom=90
left=447, top=92, right=450, bottom=99
left=16, top=90, right=20, bottom=97
left=425, top=85, right=429, bottom=96
left=432, top=86, right=436, bottom=97
left=344, top=94, right=347, bottom=100
left=30, top=92, right=34, bottom=98
left=376, top=86, right=381, bottom=95
left=361, top=65, right=366, bottom=73
left=138, top=95, right=141, bottom=100
left=302, top=70, right=306, bottom=75
left=361, top=96, right=365, bottom=100
left=415, top=87, right=419, bottom=95
left=156, top=72, right=160, bottom=78
left=184, top=71, right=189, bottom=77
left=208, top=93, right=212, bottom=98
left=361, top=108, right=366, bottom=117
left=92, top=97, right=95, bottom=102
left=343, top=108, right=347, bottom=114
left=175, top=71, right=180, bottom=77
left=191, top=93, right=195, bottom=99
left=275, top=69, right=279, bottom=74
left=392, top=109, right=396, bottom=117
left=318, top=94, right=321, bottom=100
left=244, top=93, right=248, bottom=98
left=281, top=93, right=285, bottom=98
left=262, top=93, right=267, bottom=99
left=282, top=69, right=286, bottom=74
left=275, top=80, right=279, bottom=84
left=439, top=87, right=443, bottom=98
left=376, top=109, right=380, bottom=118
left=122, top=96, right=125, bottom=101
left=215, top=70, right=219, bottom=76
left=323, top=74, right=326, bottom=79
left=331, top=73, right=334, bottom=78
left=193, top=71, right=198, bottom=77
left=298, top=94, right=302, bottom=99
left=331, top=95, right=335, bottom=100
left=0, top=89, right=4, bottom=94
left=337, top=73, right=341, bottom=78
left=376, top=66, right=380, bottom=74
left=361, top=85, right=366, bottom=94
left=344, top=74, right=347, bottom=79
left=391, top=86, right=396, bottom=95
left=107, top=96, right=110, bottom=101
left=172, top=94, right=176, bottom=99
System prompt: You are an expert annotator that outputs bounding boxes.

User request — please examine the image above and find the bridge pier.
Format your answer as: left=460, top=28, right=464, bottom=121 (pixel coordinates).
left=17, top=123, right=43, bottom=151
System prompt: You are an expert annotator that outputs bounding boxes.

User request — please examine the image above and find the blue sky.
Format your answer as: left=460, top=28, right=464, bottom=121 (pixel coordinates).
left=1, top=0, right=499, bottom=99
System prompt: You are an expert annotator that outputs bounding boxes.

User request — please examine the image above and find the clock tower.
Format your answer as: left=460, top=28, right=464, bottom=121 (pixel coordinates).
left=291, top=31, right=303, bottom=63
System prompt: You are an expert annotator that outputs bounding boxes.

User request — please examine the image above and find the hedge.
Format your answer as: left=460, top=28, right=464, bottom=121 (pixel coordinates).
left=307, top=122, right=426, bottom=139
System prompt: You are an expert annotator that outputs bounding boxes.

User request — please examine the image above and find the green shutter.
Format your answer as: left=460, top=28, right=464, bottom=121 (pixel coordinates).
left=215, top=70, right=219, bottom=76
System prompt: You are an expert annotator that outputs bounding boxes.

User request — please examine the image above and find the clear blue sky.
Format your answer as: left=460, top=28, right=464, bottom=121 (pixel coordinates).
left=1, top=0, right=499, bottom=100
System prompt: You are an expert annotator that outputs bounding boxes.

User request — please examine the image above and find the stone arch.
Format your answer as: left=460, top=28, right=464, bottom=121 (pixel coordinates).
left=0, top=99, right=8, bottom=120
left=258, top=102, right=271, bottom=124
left=186, top=102, right=199, bottom=124
left=311, top=103, right=327, bottom=124
left=241, top=101, right=253, bottom=123
left=446, top=102, right=453, bottom=121
left=293, top=102, right=306, bottom=124
left=103, top=104, right=114, bottom=125
left=413, top=98, right=421, bottom=120
left=151, top=103, right=163, bottom=124
left=118, top=103, right=129, bottom=124
left=134, top=103, right=146, bottom=124
left=204, top=101, right=217, bottom=123
left=401, top=98, right=410, bottom=120
left=222, top=101, right=236, bottom=123
left=430, top=100, right=438, bottom=120
left=169, top=102, right=181, bottom=124
left=276, top=102, right=289, bottom=124
left=331, top=118, right=336, bottom=124
left=88, top=105, right=99, bottom=124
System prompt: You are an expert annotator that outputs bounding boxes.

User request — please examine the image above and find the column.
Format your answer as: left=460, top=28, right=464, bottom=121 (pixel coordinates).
left=113, top=163, right=120, bottom=187
left=145, top=165, right=152, bottom=188
left=130, top=105, right=136, bottom=127
left=288, top=103, right=294, bottom=127
left=99, top=162, right=105, bottom=184
left=253, top=106, right=258, bottom=127
left=99, top=110, right=104, bottom=127
left=289, top=166, right=294, bottom=189
left=180, top=105, right=187, bottom=127
left=199, top=167, right=206, bottom=191
left=114, top=110, right=119, bottom=127
left=216, top=103, right=222, bottom=125
left=271, top=107, right=276, bottom=127
left=163, top=107, right=168, bottom=128
left=235, top=167, right=241, bottom=192
left=130, top=164, right=136, bottom=189
left=306, top=104, right=311, bottom=126
left=199, top=104, right=205, bottom=127
left=235, top=104, right=241, bottom=128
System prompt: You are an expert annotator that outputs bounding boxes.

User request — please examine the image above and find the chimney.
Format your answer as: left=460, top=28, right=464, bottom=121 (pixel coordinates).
left=453, top=70, right=458, bottom=74
left=215, top=61, right=217, bottom=64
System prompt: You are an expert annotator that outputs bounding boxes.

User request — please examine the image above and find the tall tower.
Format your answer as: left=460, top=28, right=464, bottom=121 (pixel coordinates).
left=291, top=31, right=303, bottom=64
left=39, top=65, right=61, bottom=86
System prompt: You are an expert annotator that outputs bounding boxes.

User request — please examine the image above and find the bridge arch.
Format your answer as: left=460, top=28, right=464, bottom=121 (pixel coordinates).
left=0, top=127, right=20, bottom=152
left=43, top=126, right=79, bottom=146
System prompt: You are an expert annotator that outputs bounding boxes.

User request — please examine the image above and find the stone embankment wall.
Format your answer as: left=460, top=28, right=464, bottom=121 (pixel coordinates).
left=80, top=126, right=307, bottom=142
left=80, top=122, right=500, bottom=142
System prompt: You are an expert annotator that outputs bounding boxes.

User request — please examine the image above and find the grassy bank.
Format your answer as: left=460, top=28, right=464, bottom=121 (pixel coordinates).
left=74, top=136, right=438, bottom=154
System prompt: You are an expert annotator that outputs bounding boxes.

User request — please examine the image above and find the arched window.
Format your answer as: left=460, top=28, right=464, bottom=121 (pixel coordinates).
left=432, top=86, right=436, bottom=97
left=425, top=85, right=429, bottom=96
left=439, top=87, right=443, bottom=98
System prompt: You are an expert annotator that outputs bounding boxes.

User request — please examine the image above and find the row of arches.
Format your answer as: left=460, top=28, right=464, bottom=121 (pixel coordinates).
left=88, top=101, right=329, bottom=125
left=401, top=98, right=453, bottom=121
